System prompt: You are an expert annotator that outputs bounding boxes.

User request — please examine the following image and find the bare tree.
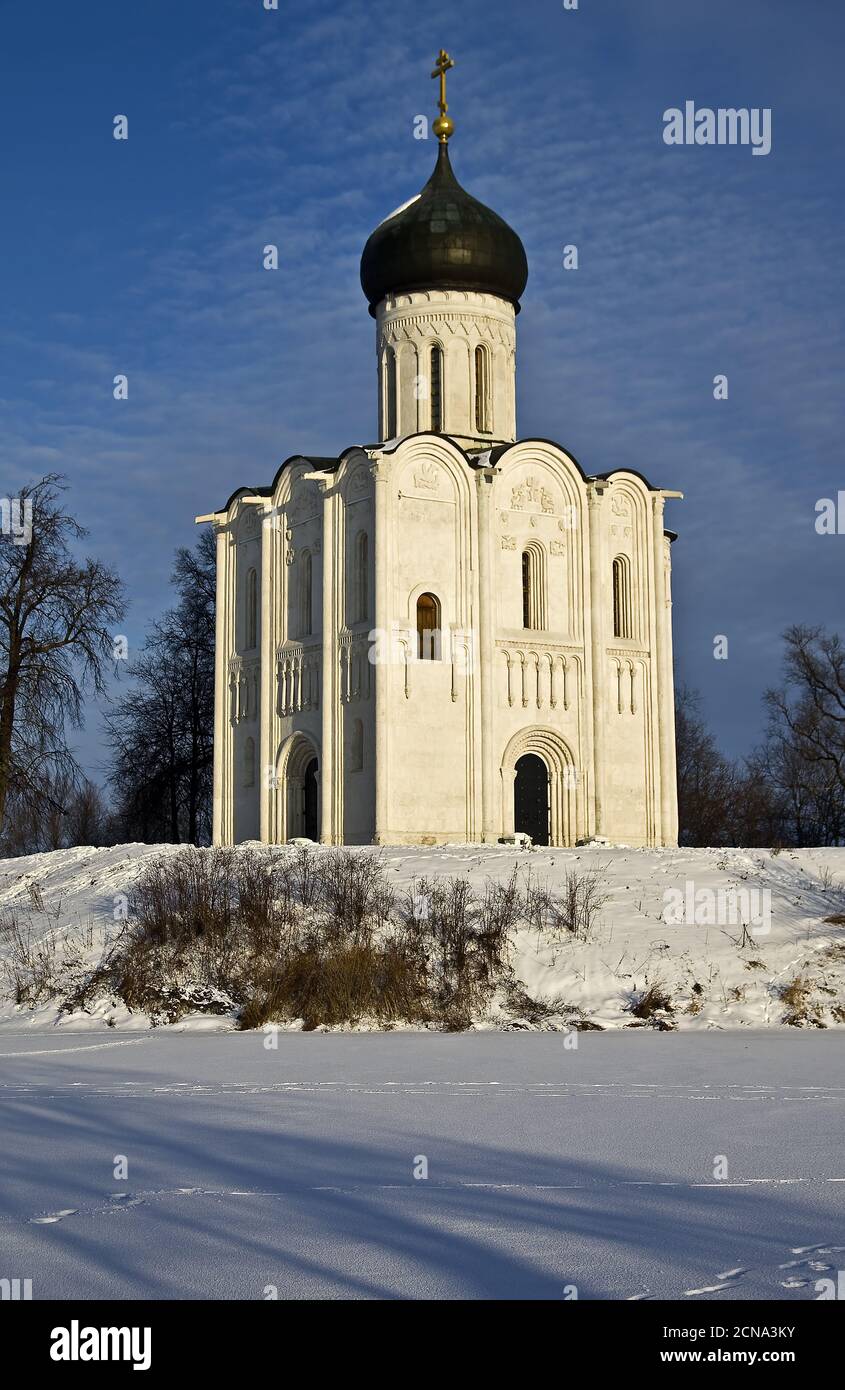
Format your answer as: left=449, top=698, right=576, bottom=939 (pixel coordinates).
left=0, top=475, right=125, bottom=837
left=766, top=626, right=845, bottom=794
left=66, top=778, right=110, bottom=847
left=763, top=625, right=845, bottom=844
left=674, top=685, right=740, bottom=845
left=106, top=531, right=215, bottom=845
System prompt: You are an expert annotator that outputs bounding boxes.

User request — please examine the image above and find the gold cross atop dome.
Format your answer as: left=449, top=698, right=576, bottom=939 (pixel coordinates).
left=431, top=48, right=455, bottom=142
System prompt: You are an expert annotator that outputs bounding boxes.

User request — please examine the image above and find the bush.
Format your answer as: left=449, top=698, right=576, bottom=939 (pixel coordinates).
left=68, top=848, right=540, bottom=1029
left=58, top=849, right=609, bottom=1031
left=0, top=912, right=59, bottom=1005
left=523, top=864, right=607, bottom=944
left=777, top=974, right=825, bottom=1028
left=628, top=980, right=675, bottom=1025
left=399, top=872, right=516, bottom=1027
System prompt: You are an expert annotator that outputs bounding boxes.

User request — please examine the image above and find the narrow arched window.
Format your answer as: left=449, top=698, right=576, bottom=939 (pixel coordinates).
left=430, top=346, right=443, bottom=431
left=299, top=550, right=312, bottom=637
left=246, top=568, right=258, bottom=649
left=385, top=346, right=397, bottom=438
left=475, top=344, right=490, bottom=433
left=416, top=592, right=441, bottom=660
left=521, top=545, right=546, bottom=630
left=244, top=736, right=256, bottom=788
left=612, top=556, right=631, bottom=639
left=354, top=531, right=369, bottom=624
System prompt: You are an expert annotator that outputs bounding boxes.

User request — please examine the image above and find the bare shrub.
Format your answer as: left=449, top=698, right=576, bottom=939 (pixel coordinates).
left=629, top=980, right=675, bottom=1022
left=27, top=882, right=46, bottom=914
left=131, top=847, right=237, bottom=942
left=317, top=849, right=394, bottom=942
left=244, top=938, right=426, bottom=1032
left=556, top=866, right=608, bottom=941
left=71, top=847, right=250, bottom=1019
left=502, top=983, right=573, bottom=1027
left=525, top=865, right=608, bottom=944
left=289, top=845, right=320, bottom=909
left=399, top=873, right=513, bottom=1025
left=777, top=974, right=825, bottom=1027
left=63, top=847, right=577, bottom=1030
left=0, top=912, right=59, bottom=1005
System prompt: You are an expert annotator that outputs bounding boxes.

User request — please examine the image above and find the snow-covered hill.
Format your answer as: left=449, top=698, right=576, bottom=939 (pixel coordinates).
left=1, top=841, right=845, bottom=1032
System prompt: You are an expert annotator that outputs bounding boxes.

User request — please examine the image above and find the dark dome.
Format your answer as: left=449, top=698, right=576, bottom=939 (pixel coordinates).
left=360, top=143, right=528, bottom=316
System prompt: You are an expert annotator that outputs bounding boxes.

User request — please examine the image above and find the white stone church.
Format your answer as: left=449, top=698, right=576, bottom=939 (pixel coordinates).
left=198, top=54, right=681, bottom=849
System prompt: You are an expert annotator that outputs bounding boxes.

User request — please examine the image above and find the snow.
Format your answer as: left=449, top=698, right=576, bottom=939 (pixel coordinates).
left=1, top=1029, right=843, bottom=1298
left=4, top=846, right=842, bottom=1300
left=2, top=841, right=845, bottom=1032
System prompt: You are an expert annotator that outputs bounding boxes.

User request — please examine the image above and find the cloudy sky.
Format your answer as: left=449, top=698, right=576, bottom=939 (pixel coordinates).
left=2, top=0, right=843, bottom=778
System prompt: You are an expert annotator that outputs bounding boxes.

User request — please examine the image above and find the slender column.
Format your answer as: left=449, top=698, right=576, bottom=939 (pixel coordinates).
left=586, top=485, right=607, bottom=838
left=212, top=523, right=228, bottom=845
left=259, top=508, right=273, bottom=843
left=372, top=456, right=390, bottom=844
left=653, top=497, right=679, bottom=845
left=476, top=470, right=497, bottom=840
left=649, top=496, right=665, bottom=845
left=319, top=484, right=335, bottom=843
left=217, top=525, right=237, bottom=845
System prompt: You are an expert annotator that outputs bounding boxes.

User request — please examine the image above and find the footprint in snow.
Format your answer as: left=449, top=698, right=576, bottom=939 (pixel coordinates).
left=30, top=1208, right=77, bottom=1225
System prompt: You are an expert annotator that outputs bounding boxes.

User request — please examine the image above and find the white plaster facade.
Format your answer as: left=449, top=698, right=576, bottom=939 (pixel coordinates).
left=199, top=243, right=681, bottom=850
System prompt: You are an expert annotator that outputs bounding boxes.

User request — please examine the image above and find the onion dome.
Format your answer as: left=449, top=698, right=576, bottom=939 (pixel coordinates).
left=360, top=50, right=528, bottom=316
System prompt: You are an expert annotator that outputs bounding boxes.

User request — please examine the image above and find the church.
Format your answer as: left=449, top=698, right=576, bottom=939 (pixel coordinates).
left=198, top=52, right=681, bottom=850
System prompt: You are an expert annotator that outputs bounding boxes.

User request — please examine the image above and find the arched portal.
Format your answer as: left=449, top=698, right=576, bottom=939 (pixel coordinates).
left=274, top=732, right=321, bottom=842
left=500, top=727, right=580, bottom=847
left=514, top=753, right=549, bottom=845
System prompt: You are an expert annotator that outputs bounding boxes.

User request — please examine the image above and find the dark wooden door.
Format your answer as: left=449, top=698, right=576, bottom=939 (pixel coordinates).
left=303, top=757, right=319, bottom=841
left=514, top=753, right=549, bottom=845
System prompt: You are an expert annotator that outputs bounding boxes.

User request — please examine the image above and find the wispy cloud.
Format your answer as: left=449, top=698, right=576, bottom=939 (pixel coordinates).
left=2, top=0, right=843, bottom=768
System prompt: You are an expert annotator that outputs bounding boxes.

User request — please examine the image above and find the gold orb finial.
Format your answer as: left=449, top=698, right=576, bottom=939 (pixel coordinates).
left=431, top=48, right=455, bottom=142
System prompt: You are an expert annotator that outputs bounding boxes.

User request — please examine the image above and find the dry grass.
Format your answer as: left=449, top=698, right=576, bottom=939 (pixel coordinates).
left=523, top=865, right=608, bottom=945
left=0, top=911, right=60, bottom=1005
left=60, top=847, right=604, bottom=1030
left=628, top=980, right=675, bottom=1028
left=777, top=974, right=826, bottom=1028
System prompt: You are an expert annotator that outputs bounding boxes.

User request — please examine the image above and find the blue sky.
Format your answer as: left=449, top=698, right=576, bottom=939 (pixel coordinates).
left=2, top=0, right=843, bottom=779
